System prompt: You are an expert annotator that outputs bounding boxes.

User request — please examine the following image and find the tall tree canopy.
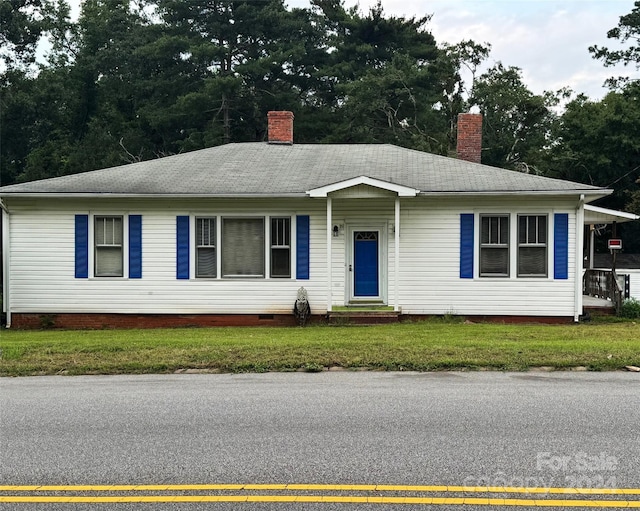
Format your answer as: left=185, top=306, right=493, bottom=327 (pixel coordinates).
left=470, top=63, right=560, bottom=172
left=589, top=0, right=640, bottom=88
left=2, top=0, right=475, bottom=186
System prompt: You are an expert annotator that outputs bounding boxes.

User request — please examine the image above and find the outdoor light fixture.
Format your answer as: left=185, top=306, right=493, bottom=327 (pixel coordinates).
left=333, top=225, right=339, bottom=237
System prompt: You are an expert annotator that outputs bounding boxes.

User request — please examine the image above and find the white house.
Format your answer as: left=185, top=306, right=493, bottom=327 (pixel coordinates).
left=1, top=111, right=634, bottom=328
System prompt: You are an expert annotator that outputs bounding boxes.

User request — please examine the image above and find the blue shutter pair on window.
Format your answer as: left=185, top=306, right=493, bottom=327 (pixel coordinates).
left=459, top=213, right=569, bottom=279
left=174, top=215, right=310, bottom=279
left=74, top=215, right=142, bottom=278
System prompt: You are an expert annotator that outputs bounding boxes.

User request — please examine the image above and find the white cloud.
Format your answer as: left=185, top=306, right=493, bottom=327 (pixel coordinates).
left=63, top=0, right=639, bottom=99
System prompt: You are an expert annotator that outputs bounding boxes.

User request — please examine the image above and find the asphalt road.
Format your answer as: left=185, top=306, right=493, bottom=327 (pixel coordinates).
left=1, top=371, right=639, bottom=510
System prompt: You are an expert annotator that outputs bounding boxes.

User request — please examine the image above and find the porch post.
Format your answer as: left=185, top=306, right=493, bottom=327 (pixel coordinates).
left=1, top=200, right=11, bottom=328
left=394, top=197, right=400, bottom=312
left=326, top=197, right=332, bottom=313
left=574, top=194, right=585, bottom=322
left=589, top=226, right=595, bottom=270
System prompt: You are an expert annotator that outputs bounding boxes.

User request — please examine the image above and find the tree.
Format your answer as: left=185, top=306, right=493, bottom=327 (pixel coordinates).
left=304, top=0, right=451, bottom=151
left=470, top=63, right=560, bottom=172
left=589, top=0, right=640, bottom=88
left=548, top=84, right=640, bottom=251
left=156, top=0, right=313, bottom=146
left=0, top=0, right=49, bottom=70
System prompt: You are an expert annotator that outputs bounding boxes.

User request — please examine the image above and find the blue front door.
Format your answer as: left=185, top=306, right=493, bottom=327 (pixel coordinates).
left=354, top=231, right=379, bottom=297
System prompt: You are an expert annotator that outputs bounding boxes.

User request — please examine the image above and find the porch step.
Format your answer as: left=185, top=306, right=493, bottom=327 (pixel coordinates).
left=326, top=310, right=400, bottom=325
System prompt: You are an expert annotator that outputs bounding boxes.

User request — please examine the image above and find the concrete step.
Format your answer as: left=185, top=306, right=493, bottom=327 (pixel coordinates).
left=326, top=310, right=400, bottom=325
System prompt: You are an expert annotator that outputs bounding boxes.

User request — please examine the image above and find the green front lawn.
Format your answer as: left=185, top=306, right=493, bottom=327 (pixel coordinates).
left=0, top=319, right=638, bottom=376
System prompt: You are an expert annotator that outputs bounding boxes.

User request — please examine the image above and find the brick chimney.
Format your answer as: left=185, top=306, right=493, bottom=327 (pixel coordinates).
left=267, top=111, right=294, bottom=145
left=457, top=113, right=482, bottom=164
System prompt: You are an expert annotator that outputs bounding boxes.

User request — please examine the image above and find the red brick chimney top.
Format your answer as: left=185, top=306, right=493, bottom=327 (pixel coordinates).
left=267, top=111, right=294, bottom=145
left=457, top=113, right=483, bottom=164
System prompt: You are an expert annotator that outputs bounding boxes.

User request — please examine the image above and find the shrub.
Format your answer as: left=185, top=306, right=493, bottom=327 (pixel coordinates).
left=620, top=298, right=640, bottom=319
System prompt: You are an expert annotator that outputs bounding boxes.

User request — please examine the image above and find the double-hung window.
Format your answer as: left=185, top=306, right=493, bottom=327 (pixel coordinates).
left=222, top=218, right=265, bottom=277
left=271, top=217, right=291, bottom=278
left=518, top=215, right=547, bottom=277
left=196, top=217, right=216, bottom=278
left=480, top=215, right=509, bottom=277
left=94, top=216, right=123, bottom=277
left=189, top=216, right=293, bottom=279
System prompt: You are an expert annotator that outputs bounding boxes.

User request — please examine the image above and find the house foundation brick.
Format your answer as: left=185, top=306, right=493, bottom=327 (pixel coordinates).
left=9, top=313, right=311, bottom=329
left=8, top=312, right=574, bottom=329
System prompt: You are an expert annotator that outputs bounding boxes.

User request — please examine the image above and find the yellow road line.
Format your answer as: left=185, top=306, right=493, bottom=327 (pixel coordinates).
left=0, top=495, right=640, bottom=506
left=2, top=484, right=640, bottom=495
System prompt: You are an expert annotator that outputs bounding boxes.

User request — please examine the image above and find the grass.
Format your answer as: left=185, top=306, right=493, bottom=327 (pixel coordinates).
left=0, top=318, right=638, bottom=376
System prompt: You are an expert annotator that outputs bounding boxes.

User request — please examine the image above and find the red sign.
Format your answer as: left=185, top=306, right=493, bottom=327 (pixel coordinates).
left=608, top=239, right=622, bottom=250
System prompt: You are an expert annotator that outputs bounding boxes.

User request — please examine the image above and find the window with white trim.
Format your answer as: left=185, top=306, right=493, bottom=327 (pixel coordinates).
left=222, top=218, right=265, bottom=277
left=271, top=217, right=291, bottom=278
left=518, top=215, right=547, bottom=277
left=196, top=217, right=216, bottom=278
left=94, top=216, right=123, bottom=277
left=480, top=215, right=509, bottom=277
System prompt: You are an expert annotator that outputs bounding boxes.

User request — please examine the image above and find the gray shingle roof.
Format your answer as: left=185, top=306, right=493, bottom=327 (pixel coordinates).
left=0, top=143, right=607, bottom=197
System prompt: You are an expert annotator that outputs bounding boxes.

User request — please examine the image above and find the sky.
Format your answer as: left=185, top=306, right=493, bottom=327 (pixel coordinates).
left=63, top=0, right=638, bottom=101
left=318, top=0, right=639, bottom=100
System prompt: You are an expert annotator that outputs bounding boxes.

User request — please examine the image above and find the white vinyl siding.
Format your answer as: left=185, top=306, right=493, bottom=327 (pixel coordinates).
left=196, top=217, right=216, bottom=278
left=518, top=215, right=547, bottom=277
left=94, top=216, right=123, bottom=277
left=4, top=196, right=578, bottom=318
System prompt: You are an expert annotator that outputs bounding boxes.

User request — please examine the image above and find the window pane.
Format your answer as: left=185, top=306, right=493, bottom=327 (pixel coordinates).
left=271, top=217, right=290, bottom=247
left=94, top=216, right=123, bottom=277
left=482, top=216, right=508, bottom=246
left=95, top=216, right=122, bottom=245
left=222, top=218, right=264, bottom=277
left=271, top=248, right=290, bottom=278
left=480, top=248, right=509, bottom=276
left=538, top=216, right=547, bottom=243
left=518, top=247, right=547, bottom=276
left=518, top=216, right=527, bottom=244
left=197, top=217, right=215, bottom=246
left=95, top=246, right=123, bottom=276
left=481, top=217, right=490, bottom=244
left=499, top=217, right=508, bottom=244
left=197, top=247, right=216, bottom=277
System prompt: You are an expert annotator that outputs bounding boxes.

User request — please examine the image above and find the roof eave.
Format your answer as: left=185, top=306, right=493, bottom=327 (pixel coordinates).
left=0, top=192, right=310, bottom=199
left=416, top=189, right=611, bottom=201
left=584, top=204, right=640, bottom=224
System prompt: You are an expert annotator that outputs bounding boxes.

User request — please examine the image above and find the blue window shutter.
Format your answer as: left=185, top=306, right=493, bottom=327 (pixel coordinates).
left=176, top=216, right=190, bottom=279
left=75, top=215, right=89, bottom=278
left=460, top=213, right=474, bottom=279
left=129, top=215, right=142, bottom=279
left=296, top=215, right=310, bottom=280
left=554, top=213, right=569, bottom=280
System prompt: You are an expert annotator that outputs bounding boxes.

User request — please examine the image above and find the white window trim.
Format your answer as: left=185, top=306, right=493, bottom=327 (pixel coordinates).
left=186, top=213, right=297, bottom=280
left=516, top=214, right=549, bottom=278
left=269, top=216, right=292, bottom=279
left=479, top=214, right=510, bottom=278
left=195, top=216, right=217, bottom=278
left=472, top=211, right=556, bottom=280
left=88, top=212, right=130, bottom=279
